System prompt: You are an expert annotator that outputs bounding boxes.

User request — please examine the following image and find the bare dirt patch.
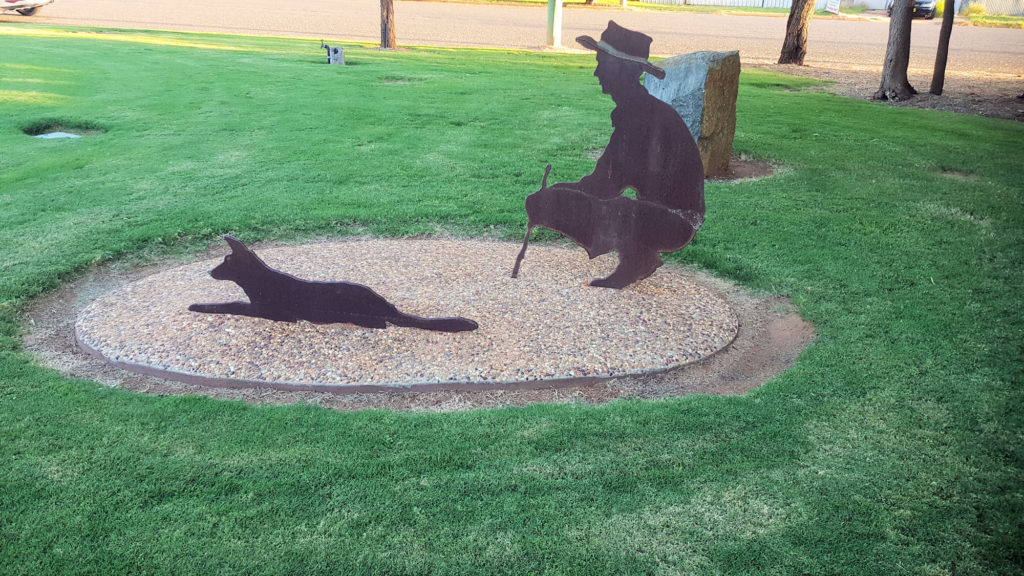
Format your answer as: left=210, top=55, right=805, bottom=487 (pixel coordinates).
left=936, top=168, right=978, bottom=180
left=21, top=120, right=107, bottom=137
left=710, top=157, right=775, bottom=182
left=765, top=62, right=1024, bottom=122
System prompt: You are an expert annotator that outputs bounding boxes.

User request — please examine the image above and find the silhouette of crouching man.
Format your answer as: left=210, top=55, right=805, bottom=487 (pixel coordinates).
left=522, top=21, right=705, bottom=289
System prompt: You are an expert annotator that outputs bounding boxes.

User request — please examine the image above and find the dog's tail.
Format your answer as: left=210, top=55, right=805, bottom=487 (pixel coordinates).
left=389, top=313, right=478, bottom=333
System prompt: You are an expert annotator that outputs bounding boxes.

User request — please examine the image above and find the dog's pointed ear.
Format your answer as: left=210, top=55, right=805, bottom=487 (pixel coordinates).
left=223, top=235, right=249, bottom=255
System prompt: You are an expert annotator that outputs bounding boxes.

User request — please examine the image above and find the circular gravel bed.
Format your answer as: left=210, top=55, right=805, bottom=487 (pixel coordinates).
left=75, top=239, right=739, bottom=390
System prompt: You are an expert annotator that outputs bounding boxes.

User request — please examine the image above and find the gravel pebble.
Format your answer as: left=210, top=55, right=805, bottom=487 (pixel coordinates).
left=75, top=239, right=738, bottom=389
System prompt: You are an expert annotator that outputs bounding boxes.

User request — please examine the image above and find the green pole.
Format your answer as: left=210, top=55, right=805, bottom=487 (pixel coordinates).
left=547, top=0, right=563, bottom=47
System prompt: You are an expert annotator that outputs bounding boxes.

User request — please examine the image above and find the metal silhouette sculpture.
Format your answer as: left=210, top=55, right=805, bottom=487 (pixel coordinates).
left=511, top=21, right=705, bottom=289
left=189, top=236, right=478, bottom=332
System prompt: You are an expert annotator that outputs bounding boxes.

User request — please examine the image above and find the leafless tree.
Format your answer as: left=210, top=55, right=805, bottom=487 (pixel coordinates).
left=778, top=0, right=816, bottom=65
left=930, top=0, right=956, bottom=94
left=874, top=0, right=917, bottom=101
left=381, top=0, right=396, bottom=49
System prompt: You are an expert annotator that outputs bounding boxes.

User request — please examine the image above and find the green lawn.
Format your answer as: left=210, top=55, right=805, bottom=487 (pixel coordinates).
left=967, top=13, right=1024, bottom=28
left=1, top=25, right=1022, bottom=575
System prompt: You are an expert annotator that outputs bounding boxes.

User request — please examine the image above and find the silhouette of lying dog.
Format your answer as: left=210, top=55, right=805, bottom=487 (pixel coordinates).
left=189, top=236, right=478, bottom=332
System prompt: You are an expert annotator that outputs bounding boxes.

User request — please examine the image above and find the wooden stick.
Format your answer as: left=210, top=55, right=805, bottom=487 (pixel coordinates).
left=511, top=224, right=533, bottom=278
left=510, top=164, right=552, bottom=279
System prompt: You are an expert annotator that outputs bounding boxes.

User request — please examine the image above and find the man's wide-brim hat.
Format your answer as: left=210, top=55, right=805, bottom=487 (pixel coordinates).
left=576, top=21, right=666, bottom=79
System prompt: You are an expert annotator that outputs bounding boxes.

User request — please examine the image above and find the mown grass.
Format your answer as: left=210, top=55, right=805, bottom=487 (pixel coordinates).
left=1, top=24, right=1022, bottom=575
left=966, top=13, right=1024, bottom=28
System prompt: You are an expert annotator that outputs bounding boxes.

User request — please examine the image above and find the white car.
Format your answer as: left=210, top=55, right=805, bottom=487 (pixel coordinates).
left=2, top=0, right=54, bottom=16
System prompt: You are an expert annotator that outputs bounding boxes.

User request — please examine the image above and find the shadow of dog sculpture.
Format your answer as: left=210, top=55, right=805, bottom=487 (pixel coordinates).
left=511, top=21, right=705, bottom=290
left=189, top=236, right=478, bottom=332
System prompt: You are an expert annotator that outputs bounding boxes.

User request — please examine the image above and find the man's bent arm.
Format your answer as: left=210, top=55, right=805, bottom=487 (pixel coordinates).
left=548, top=154, right=623, bottom=199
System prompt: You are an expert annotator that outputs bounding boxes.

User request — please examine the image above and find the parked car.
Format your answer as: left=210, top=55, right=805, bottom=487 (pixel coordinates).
left=886, top=0, right=937, bottom=18
left=1, top=0, right=53, bottom=16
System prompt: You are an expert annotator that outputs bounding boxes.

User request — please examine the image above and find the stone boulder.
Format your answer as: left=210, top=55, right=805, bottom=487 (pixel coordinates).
left=646, top=51, right=740, bottom=178
left=322, top=42, right=345, bottom=65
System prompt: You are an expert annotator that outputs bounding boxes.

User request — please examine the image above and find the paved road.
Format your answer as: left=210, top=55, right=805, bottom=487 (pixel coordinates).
left=4, top=0, right=1022, bottom=76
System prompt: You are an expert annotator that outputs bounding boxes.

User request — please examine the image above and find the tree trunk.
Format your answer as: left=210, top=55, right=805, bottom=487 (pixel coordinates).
left=874, top=0, right=917, bottom=101
left=778, top=0, right=816, bottom=65
left=930, top=0, right=955, bottom=95
left=381, top=0, right=396, bottom=49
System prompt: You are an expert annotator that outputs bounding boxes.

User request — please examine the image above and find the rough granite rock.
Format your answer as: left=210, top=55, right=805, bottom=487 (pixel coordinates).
left=647, top=50, right=740, bottom=178
left=323, top=43, right=344, bottom=65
